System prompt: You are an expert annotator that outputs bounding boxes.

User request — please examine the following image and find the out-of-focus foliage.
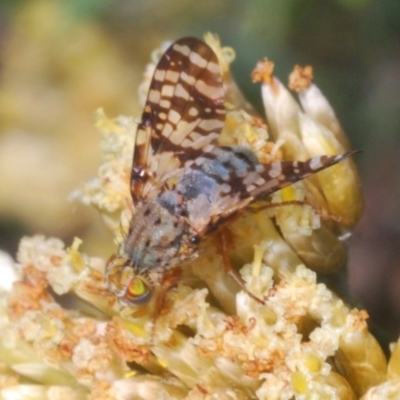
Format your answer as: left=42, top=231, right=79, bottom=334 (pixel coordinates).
left=0, top=0, right=141, bottom=257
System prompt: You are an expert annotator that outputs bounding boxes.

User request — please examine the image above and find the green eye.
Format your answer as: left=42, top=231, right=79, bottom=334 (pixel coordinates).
left=126, top=277, right=152, bottom=304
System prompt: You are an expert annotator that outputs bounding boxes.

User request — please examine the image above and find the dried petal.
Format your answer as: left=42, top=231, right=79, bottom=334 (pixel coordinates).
left=289, top=65, right=351, bottom=150
left=252, top=59, right=309, bottom=160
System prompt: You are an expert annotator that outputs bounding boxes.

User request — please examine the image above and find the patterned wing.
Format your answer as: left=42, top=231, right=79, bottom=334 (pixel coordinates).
left=248, top=151, right=358, bottom=200
left=131, top=37, right=226, bottom=204
left=180, top=147, right=357, bottom=235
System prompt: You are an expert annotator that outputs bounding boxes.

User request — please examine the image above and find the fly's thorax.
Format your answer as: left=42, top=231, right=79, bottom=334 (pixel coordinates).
left=123, top=194, right=195, bottom=272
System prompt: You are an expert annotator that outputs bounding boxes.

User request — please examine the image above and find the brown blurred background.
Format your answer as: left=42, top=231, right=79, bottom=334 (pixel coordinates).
left=0, top=0, right=399, bottom=341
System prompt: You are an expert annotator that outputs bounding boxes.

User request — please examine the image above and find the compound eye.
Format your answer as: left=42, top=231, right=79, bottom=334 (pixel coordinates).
left=126, top=276, right=152, bottom=304
left=190, top=236, right=200, bottom=244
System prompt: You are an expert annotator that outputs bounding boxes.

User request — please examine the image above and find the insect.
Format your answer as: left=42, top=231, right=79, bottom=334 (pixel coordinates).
left=106, top=37, right=355, bottom=307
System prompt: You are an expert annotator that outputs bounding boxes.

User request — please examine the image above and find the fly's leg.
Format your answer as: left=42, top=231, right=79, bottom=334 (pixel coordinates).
left=150, top=267, right=182, bottom=344
left=250, top=200, right=341, bottom=222
left=218, top=228, right=265, bottom=305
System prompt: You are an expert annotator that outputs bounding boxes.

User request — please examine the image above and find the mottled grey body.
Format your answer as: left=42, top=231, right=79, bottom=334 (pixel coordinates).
left=124, top=145, right=262, bottom=275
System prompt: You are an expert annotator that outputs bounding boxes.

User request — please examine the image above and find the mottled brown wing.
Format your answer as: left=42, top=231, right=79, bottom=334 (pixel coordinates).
left=180, top=145, right=357, bottom=236
left=206, top=151, right=357, bottom=228
left=131, top=37, right=226, bottom=205
left=248, top=151, right=358, bottom=200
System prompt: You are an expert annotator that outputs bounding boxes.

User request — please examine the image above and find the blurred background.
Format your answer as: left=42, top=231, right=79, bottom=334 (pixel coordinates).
left=0, top=0, right=399, bottom=341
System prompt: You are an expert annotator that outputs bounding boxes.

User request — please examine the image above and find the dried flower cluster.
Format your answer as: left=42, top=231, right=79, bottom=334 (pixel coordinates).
left=0, top=34, right=398, bottom=400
